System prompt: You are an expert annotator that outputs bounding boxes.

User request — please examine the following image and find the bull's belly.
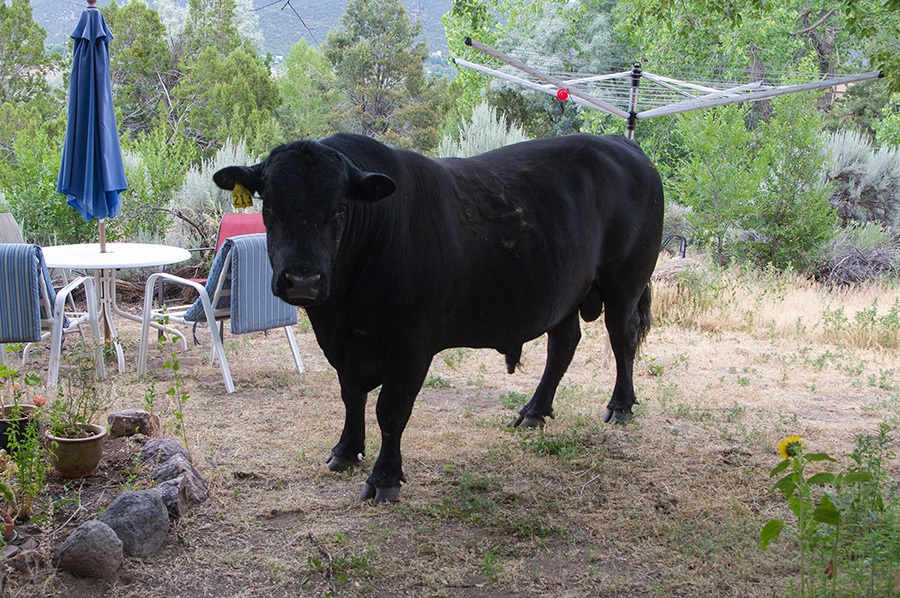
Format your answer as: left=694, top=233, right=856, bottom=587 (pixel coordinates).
left=439, top=299, right=576, bottom=353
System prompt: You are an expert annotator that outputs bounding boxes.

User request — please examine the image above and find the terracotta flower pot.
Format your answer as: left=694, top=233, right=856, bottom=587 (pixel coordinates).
left=0, top=405, right=38, bottom=455
left=0, top=508, right=15, bottom=543
left=44, top=424, right=107, bottom=478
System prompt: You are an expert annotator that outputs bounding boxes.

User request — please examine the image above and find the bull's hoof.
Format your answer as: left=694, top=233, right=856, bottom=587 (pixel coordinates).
left=602, top=408, right=633, bottom=424
left=360, top=482, right=402, bottom=504
left=325, top=452, right=361, bottom=472
left=510, top=413, right=547, bottom=428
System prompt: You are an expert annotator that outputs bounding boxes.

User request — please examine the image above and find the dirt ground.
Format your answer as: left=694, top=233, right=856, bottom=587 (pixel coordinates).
left=4, top=271, right=900, bottom=598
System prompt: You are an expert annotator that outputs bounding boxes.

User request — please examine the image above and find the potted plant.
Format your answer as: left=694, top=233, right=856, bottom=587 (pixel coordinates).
left=43, top=347, right=110, bottom=478
left=0, top=480, right=16, bottom=543
left=0, top=404, right=49, bottom=521
left=0, top=363, right=42, bottom=455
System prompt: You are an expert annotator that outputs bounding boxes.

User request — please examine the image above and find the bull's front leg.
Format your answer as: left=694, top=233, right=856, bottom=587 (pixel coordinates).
left=360, top=357, right=432, bottom=504
left=325, top=374, right=370, bottom=472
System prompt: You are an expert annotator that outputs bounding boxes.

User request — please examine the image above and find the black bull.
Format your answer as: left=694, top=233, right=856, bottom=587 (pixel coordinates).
left=214, top=133, right=664, bottom=503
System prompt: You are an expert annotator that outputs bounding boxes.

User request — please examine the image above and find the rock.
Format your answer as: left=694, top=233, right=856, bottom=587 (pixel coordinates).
left=8, top=537, right=43, bottom=573
left=99, top=489, right=170, bottom=558
left=139, top=438, right=190, bottom=465
left=158, top=476, right=191, bottom=518
left=107, top=409, right=160, bottom=438
left=52, top=520, right=123, bottom=578
left=151, top=454, right=209, bottom=504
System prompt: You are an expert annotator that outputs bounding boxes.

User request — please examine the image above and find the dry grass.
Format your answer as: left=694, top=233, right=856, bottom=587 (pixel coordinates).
left=6, top=254, right=900, bottom=597
left=653, top=256, right=900, bottom=348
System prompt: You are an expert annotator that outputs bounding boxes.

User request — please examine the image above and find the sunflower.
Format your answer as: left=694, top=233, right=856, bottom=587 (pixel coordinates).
left=777, top=435, right=804, bottom=460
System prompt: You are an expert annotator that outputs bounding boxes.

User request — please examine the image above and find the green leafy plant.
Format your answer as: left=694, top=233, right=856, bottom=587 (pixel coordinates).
left=674, top=88, right=837, bottom=274
left=2, top=409, right=48, bottom=518
left=47, top=344, right=110, bottom=438
left=759, top=433, right=898, bottom=598
left=479, top=547, right=504, bottom=582
left=0, top=364, right=41, bottom=409
left=154, top=323, right=191, bottom=449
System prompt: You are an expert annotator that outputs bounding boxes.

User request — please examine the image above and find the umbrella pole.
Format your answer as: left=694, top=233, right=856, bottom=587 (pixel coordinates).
left=99, top=218, right=107, bottom=253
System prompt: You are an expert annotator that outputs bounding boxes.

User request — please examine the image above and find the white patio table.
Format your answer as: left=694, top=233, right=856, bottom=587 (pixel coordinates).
left=42, top=242, right=191, bottom=373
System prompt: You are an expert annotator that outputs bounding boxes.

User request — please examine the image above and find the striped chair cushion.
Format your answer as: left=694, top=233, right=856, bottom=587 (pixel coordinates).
left=0, top=244, right=59, bottom=342
left=182, top=234, right=296, bottom=334
left=229, top=234, right=297, bottom=334
left=181, top=240, right=234, bottom=322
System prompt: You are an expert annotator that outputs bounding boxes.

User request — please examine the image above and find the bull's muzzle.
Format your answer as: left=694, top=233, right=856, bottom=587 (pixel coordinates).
left=280, top=272, right=323, bottom=303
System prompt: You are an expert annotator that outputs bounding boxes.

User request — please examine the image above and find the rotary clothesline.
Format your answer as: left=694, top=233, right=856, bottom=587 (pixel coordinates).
left=456, top=38, right=884, bottom=138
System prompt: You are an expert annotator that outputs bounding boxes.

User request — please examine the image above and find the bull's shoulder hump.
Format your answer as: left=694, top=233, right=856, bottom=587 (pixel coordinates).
left=319, top=133, right=445, bottom=177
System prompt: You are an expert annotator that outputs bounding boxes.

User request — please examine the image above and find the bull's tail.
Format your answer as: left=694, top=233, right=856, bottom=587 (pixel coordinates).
left=635, top=283, right=652, bottom=349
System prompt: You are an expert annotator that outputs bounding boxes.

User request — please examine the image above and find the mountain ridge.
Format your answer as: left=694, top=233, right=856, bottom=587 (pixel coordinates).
left=32, top=0, right=452, bottom=58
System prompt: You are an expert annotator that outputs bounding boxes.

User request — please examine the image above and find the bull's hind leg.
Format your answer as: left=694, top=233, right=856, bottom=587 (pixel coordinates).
left=601, top=284, right=652, bottom=424
left=512, top=311, right=581, bottom=428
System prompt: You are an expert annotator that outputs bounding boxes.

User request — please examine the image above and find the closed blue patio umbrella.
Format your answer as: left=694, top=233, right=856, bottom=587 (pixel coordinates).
left=56, top=0, right=127, bottom=253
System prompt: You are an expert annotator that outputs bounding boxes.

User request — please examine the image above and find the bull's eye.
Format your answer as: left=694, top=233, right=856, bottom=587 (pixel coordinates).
left=330, top=205, right=347, bottom=225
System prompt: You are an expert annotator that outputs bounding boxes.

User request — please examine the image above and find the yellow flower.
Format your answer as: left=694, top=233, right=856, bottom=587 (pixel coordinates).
left=778, top=435, right=804, bottom=460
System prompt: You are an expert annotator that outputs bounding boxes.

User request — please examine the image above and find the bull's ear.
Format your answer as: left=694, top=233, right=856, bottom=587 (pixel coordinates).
left=347, top=171, right=396, bottom=203
left=213, top=165, right=263, bottom=194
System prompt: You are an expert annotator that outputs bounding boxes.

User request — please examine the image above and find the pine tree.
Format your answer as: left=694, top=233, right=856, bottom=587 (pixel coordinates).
left=104, top=0, right=174, bottom=138
left=324, top=0, right=448, bottom=151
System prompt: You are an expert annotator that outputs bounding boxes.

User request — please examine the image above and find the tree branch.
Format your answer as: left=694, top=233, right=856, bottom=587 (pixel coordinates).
left=792, top=10, right=836, bottom=36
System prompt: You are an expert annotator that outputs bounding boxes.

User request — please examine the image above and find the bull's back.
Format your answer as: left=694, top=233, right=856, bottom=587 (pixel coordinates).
left=436, top=134, right=663, bottom=347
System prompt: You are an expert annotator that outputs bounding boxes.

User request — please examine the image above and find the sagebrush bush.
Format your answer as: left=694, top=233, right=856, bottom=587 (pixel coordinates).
left=165, top=138, right=260, bottom=251
left=437, top=102, right=529, bottom=158
left=824, top=129, right=900, bottom=229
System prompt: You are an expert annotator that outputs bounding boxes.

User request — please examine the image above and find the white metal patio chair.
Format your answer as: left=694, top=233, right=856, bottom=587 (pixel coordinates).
left=0, top=213, right=25, bottom=244
left=138, top=233, right=304, bottom=394
left=0, top=243, right=105, bottom=386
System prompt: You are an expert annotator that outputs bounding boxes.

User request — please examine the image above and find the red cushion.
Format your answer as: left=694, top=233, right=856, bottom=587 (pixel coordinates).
left=215, top=213, right=265, bottom=254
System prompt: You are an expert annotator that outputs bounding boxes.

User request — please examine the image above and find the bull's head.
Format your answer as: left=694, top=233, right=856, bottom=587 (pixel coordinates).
left=213, top=141, right=396, bottom=306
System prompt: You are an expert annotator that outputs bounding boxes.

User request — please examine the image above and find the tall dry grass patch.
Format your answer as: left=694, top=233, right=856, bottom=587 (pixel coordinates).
left=652, top=253, right=900, bottom=349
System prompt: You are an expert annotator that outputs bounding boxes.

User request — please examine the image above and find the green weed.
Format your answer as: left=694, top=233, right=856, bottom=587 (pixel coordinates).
left=761, top=425, right=900, bottom=597
left=423, top=376, right=451, bottom=389
left=306, top=533, right=378, bottom=590
left=479, top=548, right=504, bottom=581
left=517, top=416, right=605, bottom=463
left=441, top=348, right=468, bottom=369
left=499, top=391, right=528, bottom=411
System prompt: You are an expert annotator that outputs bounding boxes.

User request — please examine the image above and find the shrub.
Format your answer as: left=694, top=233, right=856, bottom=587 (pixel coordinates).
left=436, top=102, right=529, bottom=158
left=0, top=126, right=94, bottom=245
left=113, top=125, right=200, bottom=243
left=164, top=138, right=260, bottom=251
left=674, top=92, right=838, bottom=273
left=815, top=222, right=900, bottom=286
left=746, top=92, right=837, bottom=273
left=874, top=93, right=900, bottom=147
left=823, top=129, right=900, bottom=229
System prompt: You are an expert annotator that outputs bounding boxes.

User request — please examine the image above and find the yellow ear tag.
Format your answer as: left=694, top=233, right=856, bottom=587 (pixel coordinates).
left=231, top=182, right=253, bottom=208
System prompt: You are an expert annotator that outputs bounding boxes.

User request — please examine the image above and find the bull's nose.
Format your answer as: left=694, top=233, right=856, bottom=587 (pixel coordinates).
left=282, top=272, right=322, bottom=301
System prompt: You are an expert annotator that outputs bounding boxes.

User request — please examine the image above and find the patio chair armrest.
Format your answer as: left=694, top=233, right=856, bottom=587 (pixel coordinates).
left=52, top=275, right=95, bottom=322
left=48, top=273, right=105, bottom=383
left=143, top=271, right=209, bottom=301
left=139, top=271, right=233, bottom=392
